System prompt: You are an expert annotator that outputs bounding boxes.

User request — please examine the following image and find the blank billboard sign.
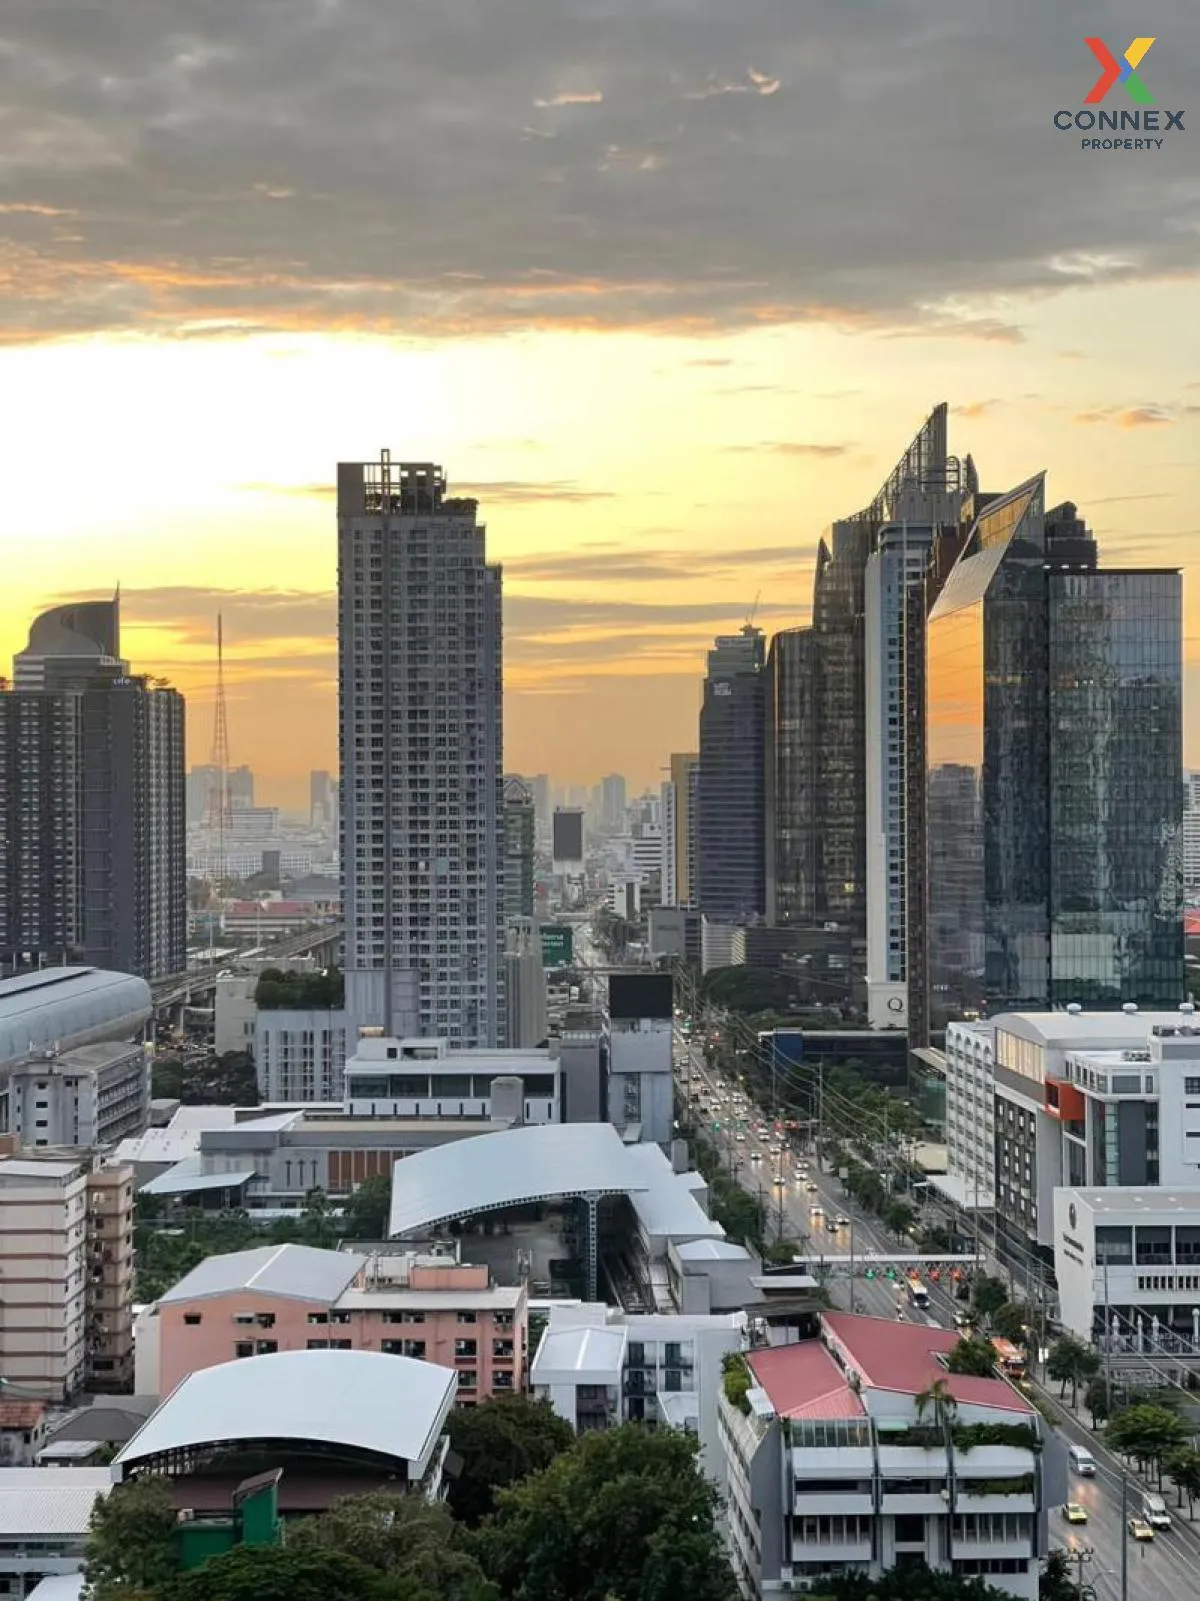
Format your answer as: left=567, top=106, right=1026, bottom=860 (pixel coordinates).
left=553, top=807, right=584, bottom=866
left=609, top=972, right=674, bottom=1020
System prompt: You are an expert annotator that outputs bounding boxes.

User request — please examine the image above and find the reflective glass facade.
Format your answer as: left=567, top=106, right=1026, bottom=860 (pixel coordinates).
left=696, top=627, right=766, bottom=921
left=765, top=627, right=818, bottom=924
left=925, top=480, right=1183, bottom=1026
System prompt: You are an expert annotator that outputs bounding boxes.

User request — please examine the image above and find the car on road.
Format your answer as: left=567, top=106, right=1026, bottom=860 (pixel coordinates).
left=836, top=1216, right=850, bottom=1229
left=810, top=1204, right=825, bottom=1219
left=1062, top=1504, right=1088, bottom=1525
left=806, top=1181, right=819, bottom=1193
left=773, top=1176, right=787, bottom=1189
left=1128, top=1518, right=1155, bottom=1542
left=794, top=1169, right=806, bottom=1181
left=750, top=1151, right=762, bottom=1163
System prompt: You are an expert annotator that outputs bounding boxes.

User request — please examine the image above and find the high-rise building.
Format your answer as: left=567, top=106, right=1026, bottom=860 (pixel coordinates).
left=0, top=600, right=186, bottom=980
left=662, top=751, right=698, bottom=909
left=923, top=481, right=1183, bottom=1025
left=598, top=773, right=627, bottom=833
left=1184, top=774, right=1200, bottom=896
left=695, top=627, right=766, bottom=923
left=765, top=629, right=817, bottom=926
left=309, top=768, right=338, bottom=830
left=529, top=773, right=551, bottom=837
left=503, top=775, right=536, bottom=921
left=227, top=764, right=255, bottom=810
left=338, top=456, right=504, bottom=1048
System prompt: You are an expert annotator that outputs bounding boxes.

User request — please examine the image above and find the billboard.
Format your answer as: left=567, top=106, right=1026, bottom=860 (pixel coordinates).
left=609, top=972, right=674, bottom=1021
left=541, top=924, right=574, bottom=968
left=552, top=806, right=584, bottom=866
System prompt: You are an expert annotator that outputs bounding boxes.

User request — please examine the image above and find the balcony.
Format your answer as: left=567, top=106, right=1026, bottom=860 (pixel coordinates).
left=791, top=1490, right=874, bottom=1519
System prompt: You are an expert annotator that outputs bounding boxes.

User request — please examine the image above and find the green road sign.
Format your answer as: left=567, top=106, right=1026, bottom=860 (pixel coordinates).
left=540, top=924, right=574, bottom=967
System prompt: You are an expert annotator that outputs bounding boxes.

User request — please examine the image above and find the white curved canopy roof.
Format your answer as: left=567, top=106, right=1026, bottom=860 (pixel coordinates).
left=388, top=1121, right=641, bottom=1237
left=115, top=1350, right=454, bottom=1473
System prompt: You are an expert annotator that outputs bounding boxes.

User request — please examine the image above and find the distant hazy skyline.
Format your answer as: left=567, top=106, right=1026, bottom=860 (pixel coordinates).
left=1, top=2, right=1197, bottom=809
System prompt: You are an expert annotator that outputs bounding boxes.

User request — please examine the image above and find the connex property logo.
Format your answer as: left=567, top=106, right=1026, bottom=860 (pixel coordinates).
left=1084, top=36, right=1155, bottom=103
left=1053, top=36, right=1185, bottom=150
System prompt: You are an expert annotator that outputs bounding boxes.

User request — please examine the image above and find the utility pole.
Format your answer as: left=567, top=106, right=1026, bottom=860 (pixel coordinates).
left=849, top=1219, right=857, bottom=1314
left=1063, top=1542, right=1094, bottom=1601
left=1120, top=1473, right=1128, bottom=1601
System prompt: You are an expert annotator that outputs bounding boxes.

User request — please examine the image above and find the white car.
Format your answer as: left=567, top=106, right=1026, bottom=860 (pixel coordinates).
left=750, top=1151, right=762, bottom=1164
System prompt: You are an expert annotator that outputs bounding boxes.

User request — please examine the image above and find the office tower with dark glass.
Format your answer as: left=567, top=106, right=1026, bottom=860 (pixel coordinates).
left=765, top=628, right=818, bottom=925
left=924, top=481, right=1183, bottom=1024
left=696, top=626, right=766, bottom=922
left=338, top=457, right=504, bottom=1048
left=0, top=599, right=186, bottom=980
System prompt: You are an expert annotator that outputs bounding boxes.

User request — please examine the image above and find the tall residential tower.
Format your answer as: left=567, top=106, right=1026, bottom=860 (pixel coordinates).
left=338, top=457, right=504, bottom=1047
left=0, top=599, right=186, bottom=980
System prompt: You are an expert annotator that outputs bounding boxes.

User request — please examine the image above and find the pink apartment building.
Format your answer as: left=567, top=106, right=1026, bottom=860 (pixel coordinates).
left=136, top=1243, right=526, bottom=1404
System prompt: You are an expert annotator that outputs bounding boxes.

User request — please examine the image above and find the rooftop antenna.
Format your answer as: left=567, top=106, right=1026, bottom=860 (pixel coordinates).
left=204, top=614, right=232, bottom=896
left=744, top=590, right=761, bottom=632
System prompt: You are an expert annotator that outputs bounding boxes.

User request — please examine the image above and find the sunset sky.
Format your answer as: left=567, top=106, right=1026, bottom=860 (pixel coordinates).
left=1, top=0, right=1198, bottom=809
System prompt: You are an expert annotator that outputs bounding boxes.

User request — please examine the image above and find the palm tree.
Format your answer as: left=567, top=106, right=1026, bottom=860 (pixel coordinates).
left=914, top=1377, right=958, bottom=1432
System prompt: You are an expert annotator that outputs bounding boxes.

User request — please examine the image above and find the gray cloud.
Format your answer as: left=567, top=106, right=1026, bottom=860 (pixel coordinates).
left=1, top=1, right=1197, bottom=342
left=504, top=541, right=815, bottom=582
left=59, top=583, right=807, bottom=674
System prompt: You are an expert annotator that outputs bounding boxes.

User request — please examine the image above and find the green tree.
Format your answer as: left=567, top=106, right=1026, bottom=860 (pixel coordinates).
left=288, top=1492, right=496, bottom=1598
left=1107, top=1402, right=1189, bottom=1485
left=913, top=1377, right=958, bottom=1431
left=1083, top=1376, right=1112, bottom=1429
left=1038, top=1549, right=1078, bottom=1601
left=83, top=1476, right=179, bottom=1599
left=1046, top=1335, right=1100, bottom=1408
left=946, top=1336, right=998, bottom=1378
left=161, top=1543, right=400, bottom=1601
left=475, top=1423, right=738, bottom=1601
left=446, top=1395, right=575, bottom=1527
left=828, top=1560, right=1006, bottom=1599
left=1163, top=1445, right=1200, bottom=1517
left=300, top=1186, right=337, bottom=1247
left=991, top=1302, right=1031, bottom=1345
left=342, top=1173, right=393, bottom=1240
left=970, top=1272, right=1009, bottom=1321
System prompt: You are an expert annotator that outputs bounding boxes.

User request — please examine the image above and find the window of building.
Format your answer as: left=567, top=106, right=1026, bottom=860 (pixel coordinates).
left=183, top=1313, right=202, bottom=1327
left=234, top=1342, right=254, bottom=1359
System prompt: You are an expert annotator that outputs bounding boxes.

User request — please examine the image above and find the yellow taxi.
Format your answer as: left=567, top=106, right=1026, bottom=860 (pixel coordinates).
left=1062, top=1504, right=1088, bottom=1525
left=1128, top=1518, right=1155, bottom=1542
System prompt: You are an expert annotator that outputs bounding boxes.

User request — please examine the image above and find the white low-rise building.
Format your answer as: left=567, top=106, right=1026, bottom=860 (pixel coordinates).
left=344, top=1034, right=561, bottom=1123
left=0, top=1467, right=114, bottom=1600
left=8, top=1042, right=149, bottom=1150
left=1053, top=1186, right=1200, bottom=1348
left=256, top=1008, right=346, bottom=1102
left=530, top=1302, right=745, bottom=1477
left=939, top=1007, right=1200, bottom=1251
left=720, top=1313, right=1045, bottom=1600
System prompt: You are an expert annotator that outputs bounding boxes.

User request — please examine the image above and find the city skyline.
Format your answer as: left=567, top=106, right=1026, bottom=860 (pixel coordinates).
left=0, top=4, right=1198, bottom=805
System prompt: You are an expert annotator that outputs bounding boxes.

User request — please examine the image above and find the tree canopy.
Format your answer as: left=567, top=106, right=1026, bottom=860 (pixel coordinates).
left=700, top=965, right=794, bottom=1015
left=83, top=1477, right=180, bottom=1600
left=342, top=1173, right=393, bottom=1240
left=445, top=1395, right=575, bottom=1526
left=1046, top=1335, right=1100, bottom=1407
left=286, top=1492, right=496, bottom=1599
left=161, top=1544, right=402, bottom=1601
left=254, top=967, right=344, bottom=1010
left=828, top=1560, right=1012, bottom=1599
left=475, top=1423, right=739, bottom=1601
left=946, top=1336, right=998, bottom=1378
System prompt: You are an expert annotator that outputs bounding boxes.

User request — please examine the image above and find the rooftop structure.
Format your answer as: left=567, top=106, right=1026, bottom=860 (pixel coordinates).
left=386, top=1121, right=724, bottom=1301
left=115, top=1349, right=455, bottom=1487
left=156, top=1244, right=364, bottom=1307
left=0, top=968, right=151, bottom=1074
left=723, top=1312, right=1044, bottom=1600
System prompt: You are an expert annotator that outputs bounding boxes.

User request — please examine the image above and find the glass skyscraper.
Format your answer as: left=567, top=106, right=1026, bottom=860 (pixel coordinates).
left=924, top=478, right=1183, bottom=1025
left=696, top=626, right=766, bottom=922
